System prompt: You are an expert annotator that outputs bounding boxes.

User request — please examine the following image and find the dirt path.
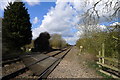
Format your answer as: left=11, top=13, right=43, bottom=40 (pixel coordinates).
left=48, top=46, right=102, bottom=78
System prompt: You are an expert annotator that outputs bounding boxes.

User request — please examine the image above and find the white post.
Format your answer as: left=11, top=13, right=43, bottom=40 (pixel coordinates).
left=79, top=46, right=83, bottom=55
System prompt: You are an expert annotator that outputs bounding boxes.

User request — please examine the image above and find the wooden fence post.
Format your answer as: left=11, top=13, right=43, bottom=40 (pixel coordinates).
left=99, top=51, right=101, bottom=62
left=98, top=51, right=102, bottom=67
left=102, top=43, right=105, bottom=64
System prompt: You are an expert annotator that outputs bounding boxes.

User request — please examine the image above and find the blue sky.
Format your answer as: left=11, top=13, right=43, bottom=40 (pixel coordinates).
left=0, top=0, right=119, bottom=45
left=24, top=2, right=56, bottom=29
left=0, top=2, right=56, bottom=28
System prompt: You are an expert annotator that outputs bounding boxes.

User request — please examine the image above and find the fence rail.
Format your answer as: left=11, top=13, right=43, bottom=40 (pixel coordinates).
left=97, top=55, right=119, bottom=78
left=96, top=43, right=119, bottom=78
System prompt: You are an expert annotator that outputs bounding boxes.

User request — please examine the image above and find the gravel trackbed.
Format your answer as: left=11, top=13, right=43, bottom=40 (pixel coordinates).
left=48, top=46, right=102, bottom=78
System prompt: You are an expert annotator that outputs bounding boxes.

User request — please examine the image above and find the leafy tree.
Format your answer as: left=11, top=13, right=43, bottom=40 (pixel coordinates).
left=32, top=32, right=52, bottom=52
left=2, top=1, right=32, bottom=53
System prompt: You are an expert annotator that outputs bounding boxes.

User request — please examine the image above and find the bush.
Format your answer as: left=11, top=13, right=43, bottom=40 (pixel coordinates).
left=76, top=24, right=119, bottom=58
left=50, top=34, right=67, bottom=49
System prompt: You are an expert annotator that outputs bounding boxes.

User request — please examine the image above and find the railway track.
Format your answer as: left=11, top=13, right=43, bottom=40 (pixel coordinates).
left=2, top=46, right=72, bottom=80
left=2, top=58, right=21, bottom=67
left=2, top=48, right=67, bottom=67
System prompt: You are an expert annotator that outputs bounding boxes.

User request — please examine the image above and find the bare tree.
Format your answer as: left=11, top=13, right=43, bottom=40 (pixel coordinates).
left=76, top=0, right=120, bottom=38
left=81, top=0, right=120, bottom=25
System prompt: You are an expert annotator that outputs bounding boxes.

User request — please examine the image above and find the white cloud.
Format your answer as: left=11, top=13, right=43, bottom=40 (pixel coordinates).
left=64, top=31, right=80, bottom=45
left=78, top=24, right=107, bottom=34
left=23, top=0, right=40, bottom=6
left=32, top=26, right=47, bottom=38
left=69, top=0, right=119, bottom=24
left=32, top=2, right=81, bottom=45
left=110, top=22, right=120, bottom=26
left=1, top=0, right=119, bottom=45
left=0, top=0, right=40, bottom=10
left=33, top=0, right=119, bottom=45
left=99, top=25, right=106, bottom=30
left=0, top=0, right=15, bottom=10
left=32, top=17, right=39, bottom=24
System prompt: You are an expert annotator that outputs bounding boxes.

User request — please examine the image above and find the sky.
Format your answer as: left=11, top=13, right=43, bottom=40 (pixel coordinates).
left=0, top=0, right=119, bottom=45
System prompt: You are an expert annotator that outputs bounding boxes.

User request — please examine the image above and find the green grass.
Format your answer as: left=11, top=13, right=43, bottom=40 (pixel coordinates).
left=87, top=61, right=99, bottom=69
left=86, top=61, right=116, bottom=79
left=96, top=70, right=114, bottom=79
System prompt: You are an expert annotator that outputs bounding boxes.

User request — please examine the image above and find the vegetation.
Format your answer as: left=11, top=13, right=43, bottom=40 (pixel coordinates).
left=87, top=61, right=114, bottom=79
left=23, top=40, right=34, bottom=52
left=32, top=32, right=52, bottom=52
left=2, top=2, right=32, bottom=54
left=76, top=0, right=119, bottom=57
left=50, top=34, right=67, bottom=49
left=25, top=33, right=68, bottom=52
left=76, top=24, right=120, bottom=58
left=76, top=0, right=119, bottom=78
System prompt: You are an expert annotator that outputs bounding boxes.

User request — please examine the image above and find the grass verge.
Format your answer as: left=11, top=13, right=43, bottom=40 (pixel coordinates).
left=86, top=61, right=116, bottom=79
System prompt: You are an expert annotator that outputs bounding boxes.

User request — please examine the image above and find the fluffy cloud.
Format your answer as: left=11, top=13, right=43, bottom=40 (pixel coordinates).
left=32, top=26, right=47, bottom=39
left=1, top=0, right=119, bottom=45
left=110, top=22, right=120, bottom=26
left=0, top=0, right=15, bottom=10
left=63, top=30, right=81, bottom=44
left=0, top=0, right=40, bottom=10
left=32, top=2, right=80, bottom=44
left=32, top=17, right=39, bottom=24
left=23, top=0, right=40, bottom=6
left=33, top=0, right=118, bottom=44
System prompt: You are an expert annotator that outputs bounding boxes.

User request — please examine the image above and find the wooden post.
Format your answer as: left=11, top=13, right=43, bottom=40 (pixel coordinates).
left=102, top=43, right=105, bottom=64
left=98, top=51, right=102, bottom=67
left=99, top=51, right=101, bottom=63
